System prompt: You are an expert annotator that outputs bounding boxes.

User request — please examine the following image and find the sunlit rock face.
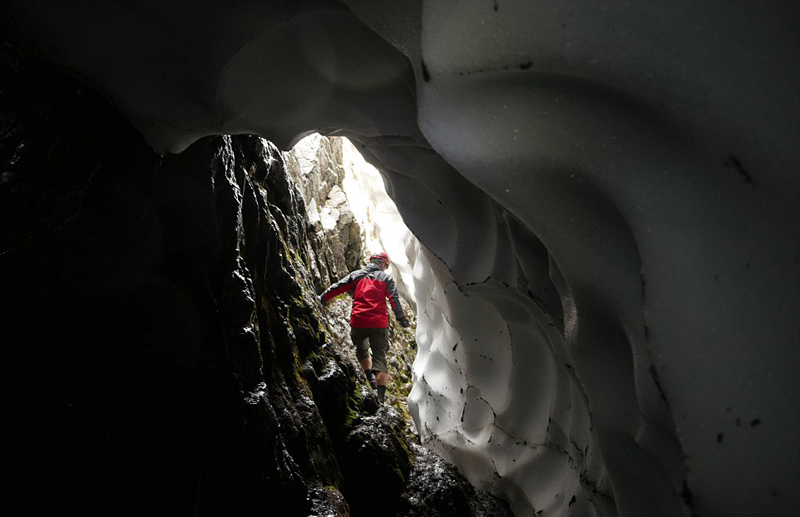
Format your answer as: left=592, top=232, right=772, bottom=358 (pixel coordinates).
left=284, top=133, right=364, bottom=289
left=1, top=1, right=798, bottom=516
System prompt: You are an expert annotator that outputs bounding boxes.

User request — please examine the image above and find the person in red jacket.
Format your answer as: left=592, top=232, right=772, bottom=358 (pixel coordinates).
left=319, top=251, right=410, bottom=403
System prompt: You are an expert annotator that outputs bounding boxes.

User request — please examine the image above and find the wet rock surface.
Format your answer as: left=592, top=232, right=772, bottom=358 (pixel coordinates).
left=0, top=34, right=511, bottom=517
left=404, top=443, right=515, bottom=517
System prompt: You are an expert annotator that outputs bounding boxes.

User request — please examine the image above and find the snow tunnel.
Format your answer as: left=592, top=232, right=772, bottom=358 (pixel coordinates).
left=1, top=2, right=798, bottom=516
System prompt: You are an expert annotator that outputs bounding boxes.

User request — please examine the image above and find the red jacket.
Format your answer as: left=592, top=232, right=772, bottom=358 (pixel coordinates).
left=321, top=263, right=405, bottom=328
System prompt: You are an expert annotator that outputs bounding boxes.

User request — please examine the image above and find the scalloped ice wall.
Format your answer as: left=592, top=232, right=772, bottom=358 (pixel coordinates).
left=1, top=1, right=797, bottom=516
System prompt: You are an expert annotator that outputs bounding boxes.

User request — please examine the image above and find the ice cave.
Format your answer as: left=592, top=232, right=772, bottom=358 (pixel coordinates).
left=1, top=1, right=798, bottom=516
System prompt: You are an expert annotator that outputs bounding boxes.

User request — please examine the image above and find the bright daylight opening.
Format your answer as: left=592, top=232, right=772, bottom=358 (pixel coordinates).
left=285, top=133, right=417, bottom=306
left=283, top=132, right=422, bottom=413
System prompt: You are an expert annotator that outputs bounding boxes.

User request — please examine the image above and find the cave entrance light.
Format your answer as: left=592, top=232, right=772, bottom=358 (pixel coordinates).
left=288, top=133, right=417, bottom=307
left=339, top=136, right=416, bottom=305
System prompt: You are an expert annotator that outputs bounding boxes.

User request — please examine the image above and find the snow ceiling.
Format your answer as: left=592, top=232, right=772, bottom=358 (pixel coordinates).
left=2, top=1, right=797, bottom=516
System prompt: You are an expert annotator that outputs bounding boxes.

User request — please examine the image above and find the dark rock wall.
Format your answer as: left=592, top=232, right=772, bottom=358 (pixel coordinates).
left=0, top=37, right=512, bottom=517
left=1, top=35, right=336, bottom=515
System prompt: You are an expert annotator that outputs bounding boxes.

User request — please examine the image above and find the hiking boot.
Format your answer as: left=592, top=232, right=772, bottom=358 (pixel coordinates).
left=366, top=370, right=377, bottom=390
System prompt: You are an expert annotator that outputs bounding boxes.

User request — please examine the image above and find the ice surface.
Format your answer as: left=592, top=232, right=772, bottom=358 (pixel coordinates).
left=2, top=1, right=798, bottom=515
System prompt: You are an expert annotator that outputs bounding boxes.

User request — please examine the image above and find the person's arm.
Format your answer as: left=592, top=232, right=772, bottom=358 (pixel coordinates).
left=320, top=269, right=362, bottom=304
left=385, top=276, right=410, bottom=327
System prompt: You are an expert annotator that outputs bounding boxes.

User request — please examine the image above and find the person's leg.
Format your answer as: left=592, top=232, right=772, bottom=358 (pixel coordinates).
left=360, top=356, right=373, bottom=372
left=363, top=359, right=377, bottom=389
left=369, top=328, right=391, bottom=403
left=351, top=327, right=376, bottom=388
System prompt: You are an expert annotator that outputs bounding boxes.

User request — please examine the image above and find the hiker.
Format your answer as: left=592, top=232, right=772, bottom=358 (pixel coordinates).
left=319, top=252, right=410, bottom=403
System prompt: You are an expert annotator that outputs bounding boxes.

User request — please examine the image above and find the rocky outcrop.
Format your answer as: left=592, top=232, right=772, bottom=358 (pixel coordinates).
left=0, top=35, right=511, bottom=516
left=284, top=134, right=363, bottom=292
